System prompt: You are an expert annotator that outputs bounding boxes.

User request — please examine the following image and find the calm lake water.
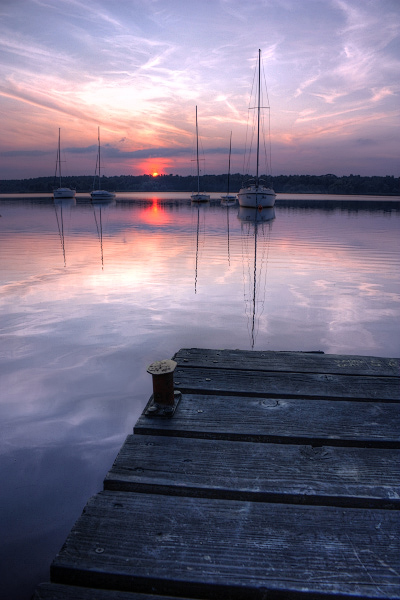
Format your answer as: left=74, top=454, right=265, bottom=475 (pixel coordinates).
left=1, top=192, right=399, bottom=599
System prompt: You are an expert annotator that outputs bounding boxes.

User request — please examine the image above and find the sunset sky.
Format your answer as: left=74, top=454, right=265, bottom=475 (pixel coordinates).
left=0, top=0, right=399, bottom=180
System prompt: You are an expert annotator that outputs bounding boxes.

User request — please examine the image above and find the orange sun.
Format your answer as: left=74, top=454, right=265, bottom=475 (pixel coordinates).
left=152, top=171, right=159, bottom=177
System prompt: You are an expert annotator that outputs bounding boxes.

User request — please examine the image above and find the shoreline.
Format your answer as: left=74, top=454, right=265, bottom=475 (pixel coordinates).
left=1, top=191, right=400, bottom=202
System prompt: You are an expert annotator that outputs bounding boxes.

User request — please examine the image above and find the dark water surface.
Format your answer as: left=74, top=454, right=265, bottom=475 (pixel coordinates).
left=1, top=193, right=399, bottom=598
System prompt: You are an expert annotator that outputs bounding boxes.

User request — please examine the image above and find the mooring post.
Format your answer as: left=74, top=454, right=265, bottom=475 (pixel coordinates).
left=147, top=359, right=177, bottom=405
left=146, top=359, right=181, bottom=416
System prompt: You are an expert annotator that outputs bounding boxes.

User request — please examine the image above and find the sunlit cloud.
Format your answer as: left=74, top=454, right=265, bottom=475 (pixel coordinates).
left=294, top=75, right=321, bottom=98
left=311, top=91, right=348, bottom=104
left=0, top=0, right=398, bottom=178
left=370, top=87, right=395, bottom=102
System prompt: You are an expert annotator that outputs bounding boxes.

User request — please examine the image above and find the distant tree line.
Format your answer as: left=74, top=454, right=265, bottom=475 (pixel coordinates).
left=0, top=173, right=399, bottom=195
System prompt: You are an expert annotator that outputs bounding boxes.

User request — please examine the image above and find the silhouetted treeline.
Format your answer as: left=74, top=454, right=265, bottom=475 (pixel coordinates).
left=1, top=173, right=399, bottom=195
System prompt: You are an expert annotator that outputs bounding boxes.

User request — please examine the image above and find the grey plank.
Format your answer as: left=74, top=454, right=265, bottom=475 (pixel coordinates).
left=134, top=393, right=400, bottom=448
left=174, top=348, right=400, bottom=377
left=51, top=490, right=400, bottom=600
left=171, top=366, right=400, bottom=401
left=33, top=582, right=189, bottom=600
left=104, top=434, right=400, bottom=509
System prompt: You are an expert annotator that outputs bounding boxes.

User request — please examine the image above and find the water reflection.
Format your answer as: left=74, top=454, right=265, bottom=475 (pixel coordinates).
left=222, top=200, right=236, bottom=266
left=90, top=199, right=115, bottom=269
left=238, top=207, right=275, bottom=348
left=193, top=202, right=207, bottom=294
left=0, top=195, right=399, bottom=600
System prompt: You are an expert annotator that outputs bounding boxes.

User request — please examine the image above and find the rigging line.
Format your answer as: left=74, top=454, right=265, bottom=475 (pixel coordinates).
left=58, top=128, right=62, bottom=187
left=54, top=147, right=59, bottom=184
left=261, top=59, right=273, bottom=178
left=268, top=107, right=273, bottom=177
left=93, top=154, right=99, bottom=191
left=242, top=59, right=258, bottom=178
left=260, top=110, right=272, bottom=176
left=241, top=222, right=254, bottom=345
left=257, top=220, right=272, bottom=326
left=91, top=202, right=104, bottom=270
left=198, top=134, right=207, bottom=175
left=243, top=109, right=257, bottom=176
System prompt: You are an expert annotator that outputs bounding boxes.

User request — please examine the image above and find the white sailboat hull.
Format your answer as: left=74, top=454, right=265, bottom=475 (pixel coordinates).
left=90, top=190, right=115, bottom=200
left=191, top=193, right=210, bottom=202
left=237, top=185, right=275, bottom=208
left=54, top=187, right=76, bottom=199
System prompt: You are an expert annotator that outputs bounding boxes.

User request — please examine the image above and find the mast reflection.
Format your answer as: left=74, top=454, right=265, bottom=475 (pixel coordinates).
left=54, top=197, right=75, bottom=267
left=238, top=207, right=275, bottom=348
left=91, top=198, right=115, bottom=269
left=192, top=202, right=207, bottom=294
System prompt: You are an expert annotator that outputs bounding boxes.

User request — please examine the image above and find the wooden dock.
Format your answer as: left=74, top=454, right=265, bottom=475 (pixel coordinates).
left=34, top=349, right=400, bottom=600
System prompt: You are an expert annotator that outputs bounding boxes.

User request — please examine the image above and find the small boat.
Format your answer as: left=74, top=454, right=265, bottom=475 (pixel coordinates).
left=53, top=128, right=76, bottom=199
left=191, top=106, right=210, bottom=202
left=238, top=49, right=275, bottom=209
left=91, top=127, right=115, bottom=201
left=220, top=131, right=236, bottom=204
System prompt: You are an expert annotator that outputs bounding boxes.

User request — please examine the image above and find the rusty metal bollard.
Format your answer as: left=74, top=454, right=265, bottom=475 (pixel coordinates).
left=146, top=359, right=181, bottom=417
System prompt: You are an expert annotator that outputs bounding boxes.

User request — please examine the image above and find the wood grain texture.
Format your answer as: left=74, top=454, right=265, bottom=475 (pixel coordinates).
left=134, top=393, right=400, bottom=448
left=173, top=348, right=400, bottom=377
left=34, top=349, right=400, bottom=600
left=51, top=490, right=400, bottom=600
left=104, top=434, right=400, bottom=509
left=171, top=366, right=399, bottom=401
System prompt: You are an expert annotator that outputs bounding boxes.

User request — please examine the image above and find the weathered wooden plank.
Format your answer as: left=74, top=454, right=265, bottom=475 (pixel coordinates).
left=174, top=348, right=400, bottom=377
left=134, top=393, right=400, bottom=448
left=32, top=582, right=188, bottom=599
left=171, top=366, right=400, bottom=400
left=51, top=490, right=400, bottom=600
left=104, top=434, right=400, bottom=509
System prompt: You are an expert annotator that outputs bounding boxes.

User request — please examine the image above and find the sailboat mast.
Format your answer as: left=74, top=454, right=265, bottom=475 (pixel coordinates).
left=195, top=106, right=200, bottom=193
left=58, top=128, right=62, bottom=187
left=98, top=127, right=101, bottom=189
left=256, top=49, right=261, bottom=186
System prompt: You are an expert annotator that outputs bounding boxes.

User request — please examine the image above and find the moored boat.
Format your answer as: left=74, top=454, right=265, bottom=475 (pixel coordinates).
left=238, top=49, right=275, bottom=209
left=191, top=106, right=210, bottom=202
left=53, top=128, right=76, bottom=199
left=91, top=127, right=116, bottom=201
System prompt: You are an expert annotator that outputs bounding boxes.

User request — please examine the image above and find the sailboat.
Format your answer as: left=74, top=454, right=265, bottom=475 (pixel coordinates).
left=238, top=49, right=275, bottom=209
left=53, top=128, right=76, bottom=199
left=220, top=131, right=236, bottom=204
left=191, top=106, right=210, bottom=202
left=91, top=127, right=115, bottom=201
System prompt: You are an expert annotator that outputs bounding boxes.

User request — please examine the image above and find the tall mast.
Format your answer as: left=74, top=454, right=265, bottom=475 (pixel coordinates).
left=195, top=106, right=200, bottom=193
left=98, top=126, right=101, bottom=188
left=58, top=128, right=62, bottom=187
left=256, top=49, right=261, bottom=186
